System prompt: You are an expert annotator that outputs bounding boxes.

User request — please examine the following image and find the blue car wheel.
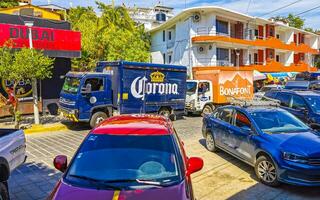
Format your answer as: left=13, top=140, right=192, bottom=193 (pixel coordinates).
left=0, top=182, right=8, bottom=200
left=206, top=132, right=218, bottom=152
left=255, top=156, right=280, bottom=187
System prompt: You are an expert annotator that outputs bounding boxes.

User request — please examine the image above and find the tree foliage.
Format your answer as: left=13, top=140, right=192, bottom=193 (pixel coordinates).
left=0, top=46, right=54, bottom=82
left=272, top=14, right=305, bottom=29
left=68, top=2, right=150, bottom=71
left=0, top=0, right=19, bottom=8
left=0, top=44, right=54, bottom=126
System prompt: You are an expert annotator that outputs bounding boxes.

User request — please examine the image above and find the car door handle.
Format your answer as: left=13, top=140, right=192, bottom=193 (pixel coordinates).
left=228, top=130, right=234, bottom=134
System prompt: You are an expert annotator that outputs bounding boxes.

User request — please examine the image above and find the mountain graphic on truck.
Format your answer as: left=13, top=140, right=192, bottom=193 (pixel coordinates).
left=219, top=74, right=253, bottom=97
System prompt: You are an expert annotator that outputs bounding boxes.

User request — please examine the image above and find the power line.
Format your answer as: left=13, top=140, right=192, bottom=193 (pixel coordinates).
left=258, top=0, right=303, bottom=17
left=295, top=5, right=320, bottom=16
left=246, top=0, right=252, bottom=14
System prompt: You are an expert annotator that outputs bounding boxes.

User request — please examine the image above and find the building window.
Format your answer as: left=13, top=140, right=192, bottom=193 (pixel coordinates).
left=276, top=34, right=280, bottom=39
left=216, top=20, right=228, bottom=35
left=249, top=54, right=252, bottom=64
left=254, top=53, right=258, bottom=64
left=254, top=29, right=259, bottom=37
left=163, top=30, right=166, bottom=42
left=276, top=55, right=280, bottom=62
left=168, top=54, right=172, bottom=63
left=269, top=27, right=274, bottom=37
left=168, top=31, right=172, bottom=40
left=163, top=53, right=166, bottom=64
left=217, top=48, right=229, bottom=61
left=20, top=8, right=34, bottom=16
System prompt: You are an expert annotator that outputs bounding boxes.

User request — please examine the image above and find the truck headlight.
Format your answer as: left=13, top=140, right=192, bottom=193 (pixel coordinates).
left=282, top=152, right=308, bottom=163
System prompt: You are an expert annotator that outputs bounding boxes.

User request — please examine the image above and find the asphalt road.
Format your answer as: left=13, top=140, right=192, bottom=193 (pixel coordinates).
left=8, top=116, right=320, bottom=200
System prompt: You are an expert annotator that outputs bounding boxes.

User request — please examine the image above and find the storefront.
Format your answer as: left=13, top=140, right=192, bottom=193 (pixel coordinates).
left=0, top=13, right=81, bottom=117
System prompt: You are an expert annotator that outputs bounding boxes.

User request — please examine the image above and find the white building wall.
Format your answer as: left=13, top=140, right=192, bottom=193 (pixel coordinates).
left=284, top=30, right=294, bottom=44
left=190, top=13, right=216, bottom=36
left=284, top=52, right=294, bottom=66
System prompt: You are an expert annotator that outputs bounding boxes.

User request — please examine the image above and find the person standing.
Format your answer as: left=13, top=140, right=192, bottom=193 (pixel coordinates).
left=5, top=87, right=17, bottom=121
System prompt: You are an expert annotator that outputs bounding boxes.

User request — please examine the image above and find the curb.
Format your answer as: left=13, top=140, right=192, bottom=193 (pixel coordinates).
left=24, top=123, right=68, bottom=134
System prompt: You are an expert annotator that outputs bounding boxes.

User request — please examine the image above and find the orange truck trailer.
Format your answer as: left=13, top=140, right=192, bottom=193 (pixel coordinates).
left=185, top=67, right=254, bottom=115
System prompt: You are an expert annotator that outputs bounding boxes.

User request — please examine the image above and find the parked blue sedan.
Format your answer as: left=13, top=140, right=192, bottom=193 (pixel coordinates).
left=202, top=105, right=320, bottom=187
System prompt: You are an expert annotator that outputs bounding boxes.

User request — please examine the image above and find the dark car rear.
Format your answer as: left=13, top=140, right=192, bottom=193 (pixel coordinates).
left=264, top=90, right=320, bottom=127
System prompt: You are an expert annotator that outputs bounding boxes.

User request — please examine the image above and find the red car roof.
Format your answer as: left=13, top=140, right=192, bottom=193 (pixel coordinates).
left=91, top=115, right=173, bottom=135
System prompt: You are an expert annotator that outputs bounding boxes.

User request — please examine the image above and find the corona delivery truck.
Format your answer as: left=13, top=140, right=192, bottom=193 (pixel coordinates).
left=186, top=67, right=254, bottom=115
left=59, top=61, right=187, bottom=127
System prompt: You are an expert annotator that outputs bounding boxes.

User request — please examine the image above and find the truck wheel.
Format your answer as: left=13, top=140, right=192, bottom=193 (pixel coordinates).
left=159, top=108, right=171, bottom=118
left=255, top=156, right=280, bottom=187
left=0, top=182, right=9, bottom=200
left=202, top=105, right=214, bottom=116
left=90, top=112, right=108, bottom=128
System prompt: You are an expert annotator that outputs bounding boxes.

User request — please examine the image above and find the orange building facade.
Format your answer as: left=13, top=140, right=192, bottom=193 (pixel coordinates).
left=150, top=6, right=320, bottom=75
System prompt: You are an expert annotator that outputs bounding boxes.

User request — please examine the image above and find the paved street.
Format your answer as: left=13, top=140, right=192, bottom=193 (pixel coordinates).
left=8, top=116, right=320, bottom=200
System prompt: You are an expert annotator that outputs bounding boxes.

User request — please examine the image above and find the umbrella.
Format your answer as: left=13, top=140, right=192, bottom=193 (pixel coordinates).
left=253, top=70, right=267, bottom=81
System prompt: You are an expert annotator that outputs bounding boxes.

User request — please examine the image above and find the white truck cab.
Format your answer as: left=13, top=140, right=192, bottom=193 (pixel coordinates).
left=186, top=80, right=214, bottom=115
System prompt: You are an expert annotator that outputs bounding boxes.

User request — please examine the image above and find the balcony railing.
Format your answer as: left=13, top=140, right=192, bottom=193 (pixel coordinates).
left=195, top=27, right=267, bottom=41
left=194, top=58, right=234, bottom=67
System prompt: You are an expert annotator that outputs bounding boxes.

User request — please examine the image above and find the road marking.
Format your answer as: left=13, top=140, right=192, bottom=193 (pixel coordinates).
left=112, top=191, right=120, bottom=200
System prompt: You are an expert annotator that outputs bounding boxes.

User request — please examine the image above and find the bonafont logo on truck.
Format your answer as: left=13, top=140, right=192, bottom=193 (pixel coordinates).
left=131, top=71, right=179, bottom=100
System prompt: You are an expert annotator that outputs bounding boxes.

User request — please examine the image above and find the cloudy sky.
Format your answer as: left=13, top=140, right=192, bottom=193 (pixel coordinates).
left=33, top=0, right=320, bottom=29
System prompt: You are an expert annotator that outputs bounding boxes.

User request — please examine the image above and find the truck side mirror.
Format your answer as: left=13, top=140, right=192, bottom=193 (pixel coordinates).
left=81, top=84, right=92, bottom=94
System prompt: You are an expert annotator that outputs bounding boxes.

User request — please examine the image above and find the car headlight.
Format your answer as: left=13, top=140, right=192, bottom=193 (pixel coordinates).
left=282, top=152, right=308, bottom=163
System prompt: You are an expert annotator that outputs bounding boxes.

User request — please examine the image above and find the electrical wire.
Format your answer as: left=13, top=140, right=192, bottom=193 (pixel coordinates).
left=258, top=0, right=303, bottom=17
left=246, top=0, right=252, bottom=14
left=295, top=5, right=320, bottom=16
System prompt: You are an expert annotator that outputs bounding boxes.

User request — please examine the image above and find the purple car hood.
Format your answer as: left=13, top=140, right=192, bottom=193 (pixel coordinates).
left=51, top=180, right=189, bottom=200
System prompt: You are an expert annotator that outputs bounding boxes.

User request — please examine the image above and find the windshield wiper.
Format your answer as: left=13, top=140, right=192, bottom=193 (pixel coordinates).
left=69, top=174, right=122, bottom=190
left=104, top=179, right=163, bottom=186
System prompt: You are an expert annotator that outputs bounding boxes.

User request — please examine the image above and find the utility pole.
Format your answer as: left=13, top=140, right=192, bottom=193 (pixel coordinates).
left=25, top=21, right=40, bottom=125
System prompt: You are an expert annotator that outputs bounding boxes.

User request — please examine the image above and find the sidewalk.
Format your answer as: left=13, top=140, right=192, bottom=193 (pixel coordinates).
left=0, top=115, right=69, bottom=134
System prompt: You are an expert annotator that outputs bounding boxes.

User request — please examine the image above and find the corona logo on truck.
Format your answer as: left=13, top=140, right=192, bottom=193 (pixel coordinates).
left=131, top=71, right=179, bottom=100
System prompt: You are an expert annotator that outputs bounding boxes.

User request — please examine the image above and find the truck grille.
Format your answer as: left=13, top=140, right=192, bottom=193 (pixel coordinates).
left=59, top=97, right=76, bottom=106
left=185, top=103, right=192, bottom=109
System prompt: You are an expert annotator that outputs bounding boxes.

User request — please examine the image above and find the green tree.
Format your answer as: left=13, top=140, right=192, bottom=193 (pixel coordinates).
left=0, top=0, right=19, bottom=8
left=68, top=2, right=150, bottom=71
left=0, top=44, right=54, bottom=127
left=273, top=14, right=305, bottom=29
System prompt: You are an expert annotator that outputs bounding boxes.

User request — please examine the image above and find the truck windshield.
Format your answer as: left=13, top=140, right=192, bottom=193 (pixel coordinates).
left=251, top=110, right=309, bottom=134
left=65, top=134, right=182, bottom=190
left=187, top=82, right=197, bottom=94
left=62, top=77, right=80, bottom=94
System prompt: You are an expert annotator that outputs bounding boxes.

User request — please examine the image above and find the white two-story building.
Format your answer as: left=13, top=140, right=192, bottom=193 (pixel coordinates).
left=149, top=6, right=320, bottom=75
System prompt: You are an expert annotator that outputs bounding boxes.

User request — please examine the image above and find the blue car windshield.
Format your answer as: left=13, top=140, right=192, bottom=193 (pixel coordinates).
left=305, top=96, right=320, bottom=113
left=250, top=111, right=309, bottom=134
left=66, top=134, right=181, bottom=188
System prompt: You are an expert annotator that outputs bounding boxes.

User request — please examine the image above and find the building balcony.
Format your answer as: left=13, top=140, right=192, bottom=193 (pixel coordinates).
left=194, top=58, right=234, bottom=67
left=193, top=59, right=317, bottom=73
left=192, top=34, right=319, bottom=55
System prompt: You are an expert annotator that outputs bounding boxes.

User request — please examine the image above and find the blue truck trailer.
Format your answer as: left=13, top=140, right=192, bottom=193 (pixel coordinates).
left=59, top=61, right=187, bottom=127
